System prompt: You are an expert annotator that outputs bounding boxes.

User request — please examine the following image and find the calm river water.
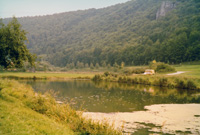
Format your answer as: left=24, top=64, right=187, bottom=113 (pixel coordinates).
left=21, top=80, right=200, bottom=134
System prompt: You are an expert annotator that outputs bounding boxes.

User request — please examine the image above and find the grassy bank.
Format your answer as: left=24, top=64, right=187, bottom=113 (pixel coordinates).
left=92, top=73, right=200, bottom=90
left=0, top=96, right=75, bottom=135
left=0, top=72, right=95, bottom=80
left=0, top=79, right=121, bottom=135
left=91, top=64, right=200, bottom=90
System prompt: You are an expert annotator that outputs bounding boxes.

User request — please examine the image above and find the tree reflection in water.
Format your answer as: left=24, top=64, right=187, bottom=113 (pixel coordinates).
left=22, top=80, right=200, bottom=112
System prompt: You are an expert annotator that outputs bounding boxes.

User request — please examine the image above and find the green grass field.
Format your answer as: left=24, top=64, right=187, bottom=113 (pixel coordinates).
left=174, top=65, right=200, bottom=78
left=0, top=64, right=199, bottom=79
left=0, top=72, right=96, bottom=79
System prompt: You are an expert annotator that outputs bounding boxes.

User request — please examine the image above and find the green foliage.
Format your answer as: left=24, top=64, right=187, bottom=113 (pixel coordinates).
left=84, top=63, right=89, bottom=68
left=156, top=63, right=176, bottom=73
left=95, top=63, right=100, bottom=69
left=102, top=61, right=107, bottom=67
left=186, top=80, right=197, bottom=90
left=150, top=62, right=176, bottom=73
left=120, top=62, right=125, bottom=69
left=157, top=78, right=168, bottom=87
left=3, top=0, right=200, bottom=67
left=90, top=63, right=94, bottom=69
left=123, top=68, right=146, bottom=75
left=132, top=68, right=146, bottom=74
left=104, top=71, right=110, bottom=77
left=35, top=61, right=56, bottom=71
left=107, top=64, right=111, bottom=69
left=0, top=65, right=4, bottom=71
left=76, top=61, right=84, bottom=69
left=113, top=62, right=119, bottom=68
left=123, top=69, right=132, bottom=75
left=92, top=74, right=102, bottom=81
left=93, top=72, right=118, bottom=82
left=0, top=17, right=36, bottom=68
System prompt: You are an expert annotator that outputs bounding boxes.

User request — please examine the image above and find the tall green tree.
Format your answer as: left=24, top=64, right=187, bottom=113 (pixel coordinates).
left=0, top=17, right=36, bottom=69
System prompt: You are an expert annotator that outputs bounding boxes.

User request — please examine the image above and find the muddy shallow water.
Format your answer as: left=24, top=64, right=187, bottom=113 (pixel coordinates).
left=83, top=104, right=200, bottom=134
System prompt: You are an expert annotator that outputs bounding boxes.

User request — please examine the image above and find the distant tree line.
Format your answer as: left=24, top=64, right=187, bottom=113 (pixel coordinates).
left=3, top=0, right=200, bottom=67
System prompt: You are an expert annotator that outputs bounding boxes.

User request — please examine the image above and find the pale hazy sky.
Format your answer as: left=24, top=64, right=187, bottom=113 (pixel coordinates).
left=0, top=0, right=130, bottom=18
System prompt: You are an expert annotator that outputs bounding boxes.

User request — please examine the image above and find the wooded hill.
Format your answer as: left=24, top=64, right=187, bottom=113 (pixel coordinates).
left=3, top=0, right=200, bottom=67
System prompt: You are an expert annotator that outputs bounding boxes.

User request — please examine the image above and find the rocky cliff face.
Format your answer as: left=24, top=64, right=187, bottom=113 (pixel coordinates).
left=156, top=1, right=176, bottom=20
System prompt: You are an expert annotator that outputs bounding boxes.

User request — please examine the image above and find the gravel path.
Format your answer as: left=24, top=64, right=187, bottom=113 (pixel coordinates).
left=167, top=71, right=185, bottom=75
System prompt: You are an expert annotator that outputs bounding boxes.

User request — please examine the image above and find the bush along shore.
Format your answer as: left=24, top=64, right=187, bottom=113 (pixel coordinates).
left=0, top=79, right=121, bottom=135
left=92, top=72, right=200, bottom=90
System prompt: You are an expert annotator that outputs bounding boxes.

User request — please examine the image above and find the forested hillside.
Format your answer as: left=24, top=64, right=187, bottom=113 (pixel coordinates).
left=3, top=0, right=200, bottom=67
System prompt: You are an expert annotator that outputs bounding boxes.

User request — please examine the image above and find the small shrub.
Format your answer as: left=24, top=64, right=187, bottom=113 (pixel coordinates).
left=144, top=78, right=151, bottom=85
left=158, top=78, right=168, bottom=87
left=122, top=76, right=127, bottom=83
left=123, top=69, right=132, bottom=75
left=186, top=80, right=196, bottom=90
left=149, top=62, right=175, bottom=73
left=113, top=67, right=118, bottom=72
left=132, top=68, right=146, bottom=74
left=92, top=75, right=102, bottom=81
left=104, top=71, right=110, bottom=77
left=127, top=77, right=132, bottom=83
left=156, top=63, right=175, bottom=73
left=175, top=79, right=186, bottom=89
left=134, top=77, right=139, bottom=84
left=118, top=77, right=123, bottom=82
left=138, top=77, right=143, bottom=84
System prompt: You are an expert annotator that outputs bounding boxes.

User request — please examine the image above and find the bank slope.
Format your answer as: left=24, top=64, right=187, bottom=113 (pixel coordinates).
left=0, top=85, right=74, bottom=134
left=0, top=99, right=74, bottom=135
left=0, top=79, right=121, bottom=135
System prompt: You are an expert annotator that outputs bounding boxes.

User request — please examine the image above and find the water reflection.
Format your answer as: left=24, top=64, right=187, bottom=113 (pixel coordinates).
left=21, top=80, right=200, bottom=113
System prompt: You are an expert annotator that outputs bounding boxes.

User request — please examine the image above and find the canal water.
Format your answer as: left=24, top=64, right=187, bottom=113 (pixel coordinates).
left=21, top=80, right=200, bottom=134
